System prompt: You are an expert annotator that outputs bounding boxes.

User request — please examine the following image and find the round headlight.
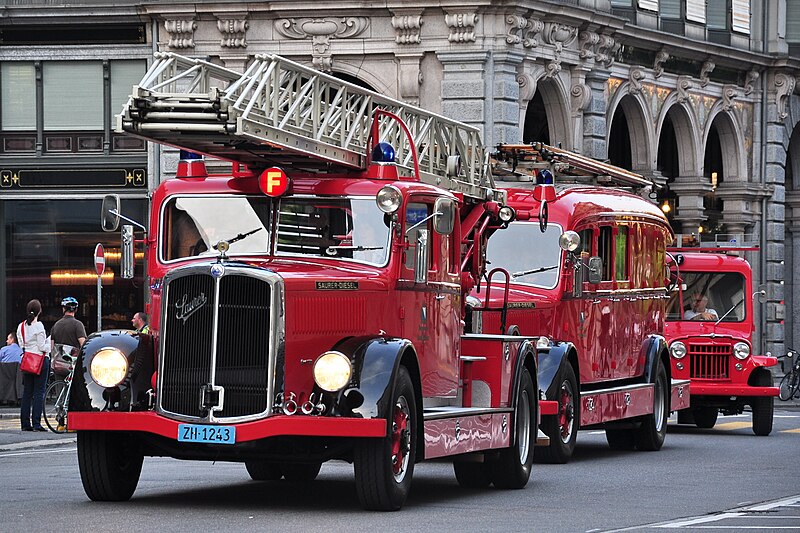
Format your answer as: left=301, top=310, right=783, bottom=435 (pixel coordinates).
left=733, top=342, right=750, bottom=360
left=376, top=185, right=402, bottom=214
left=313, top=351, right=352, bottom=392
left=90, top=347, right=129, bottom=387
left=559, top=231, right=581, bottom=252
left=670, top=341, right=687, bottom=359
left=498, top=206, right=515, bottom=223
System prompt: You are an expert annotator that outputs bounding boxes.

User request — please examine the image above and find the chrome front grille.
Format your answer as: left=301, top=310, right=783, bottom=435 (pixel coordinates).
left=159, top=265, right=281, bottom=421
left=689, top=343, right=731, bottom=380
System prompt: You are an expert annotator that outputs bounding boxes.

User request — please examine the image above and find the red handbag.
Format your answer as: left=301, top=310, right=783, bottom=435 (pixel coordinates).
left=19, top=322, right=45, bottom=375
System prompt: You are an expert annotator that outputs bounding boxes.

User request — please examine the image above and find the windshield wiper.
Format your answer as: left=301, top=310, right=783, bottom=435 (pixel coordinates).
left=213, top=227, right=263, bottom=250
left=715, top=299, right=744, bottom=325
left=326, top=245, right=384, bottom=256
left=511, top=265, right=559, bottom=279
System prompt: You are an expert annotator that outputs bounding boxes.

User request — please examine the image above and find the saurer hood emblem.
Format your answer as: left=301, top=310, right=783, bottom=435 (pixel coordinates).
left=175, top=292, right=208, bottom=324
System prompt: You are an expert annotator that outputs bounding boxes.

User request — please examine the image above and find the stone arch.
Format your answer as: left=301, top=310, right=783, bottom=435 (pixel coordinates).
left=703, top=106, right=745, bottom=183
left=519, top=67, right=572, bottom=149
left=331, top=60, right=393, bottom=98
left=606, top=85, right=655, bottom=172
left=656, top=97, right=702, bottom=177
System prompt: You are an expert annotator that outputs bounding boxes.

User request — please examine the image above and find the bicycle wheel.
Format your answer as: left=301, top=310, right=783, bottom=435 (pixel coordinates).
left=779, top=372, right=800, bottom=401
left=44, top=381, right=67, bottom=433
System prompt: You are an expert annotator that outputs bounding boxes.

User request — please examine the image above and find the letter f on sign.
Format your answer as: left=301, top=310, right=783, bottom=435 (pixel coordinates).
left=259, top=167, right=289, bottom=197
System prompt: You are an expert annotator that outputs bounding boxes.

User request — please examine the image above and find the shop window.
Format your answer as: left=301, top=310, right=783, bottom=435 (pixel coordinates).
left=111, top=61, right=146, bottom=124
left=43, top=61, right=103, bottom=131
left=1, top=62, right=36, bottom=132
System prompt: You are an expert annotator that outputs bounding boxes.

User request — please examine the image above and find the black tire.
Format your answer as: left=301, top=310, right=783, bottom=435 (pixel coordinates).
left=78, top=431, right=143, bottom=501
left=751, top=371, right=774, bottom=436
left=635, top=360, right=668, bottom=451
left=605, top=428, right=636, bottom=450
left=453, top=462, right=493, bottom=488
left=779, top=372, right=800, bottom=401
left=354, top=366, right=416, bottom=511
left=676, top=409, right=694, bottom=425
left=282, top=462, right=322, bottom=482
left=535, top=364, right=578, bottom=464
left=693, top=407, right=719, bottom=429
left=491, top=368, right=536, bottom=489
left=43, top=381, right=67, bottom=433
left=245, top=461, right=282, bottom=481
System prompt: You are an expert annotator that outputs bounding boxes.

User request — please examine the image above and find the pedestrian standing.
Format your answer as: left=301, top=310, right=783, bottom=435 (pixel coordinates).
left=17, top=299, right=50, bottom=432
left=51, top=296, right=87, bottom=357
left=131, top=311, right=150, bottom=334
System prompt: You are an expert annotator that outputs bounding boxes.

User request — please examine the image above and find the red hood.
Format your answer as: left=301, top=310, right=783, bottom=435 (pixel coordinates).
left=665, top=320, right=751, bottom=344
left=222, top=257, right=391, bottom=291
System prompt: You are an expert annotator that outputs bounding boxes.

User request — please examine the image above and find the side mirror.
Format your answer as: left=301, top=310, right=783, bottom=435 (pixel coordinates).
left=121, top=225, right=135, bottom=279
left=101, top=194, right=121, bottom=232
left=753, top=289, right=767, bottom=304
left=433, top=198, right=455, bottom=235
left=414, top=229, right=429, bottom=283
left=587, top=256, right=603, bottom=284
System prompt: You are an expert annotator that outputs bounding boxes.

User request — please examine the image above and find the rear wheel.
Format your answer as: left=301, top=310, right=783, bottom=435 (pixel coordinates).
left=245, top=461, right=282, bottom=481
left=751, top=371, right=774, bottom=436
left=78, top=431, right=143, bottom=501
left=634, top=360, right=668, bottom=451
left=354, top=366, right=416, bottom=511
left=43, top=381, right=67, bottom=433
left=535, top=363, right=578, bottom=464
left=453, top=461, right=493, bottom=488
left=282, top=462, right=322, bottom=482
left=693, top=407, right=719, bottom=429
left=491, top=368, right=535, bottom=489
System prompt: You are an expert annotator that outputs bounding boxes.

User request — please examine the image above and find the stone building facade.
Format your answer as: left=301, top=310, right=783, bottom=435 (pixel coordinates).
left=1, top=0, right=799, bottom=356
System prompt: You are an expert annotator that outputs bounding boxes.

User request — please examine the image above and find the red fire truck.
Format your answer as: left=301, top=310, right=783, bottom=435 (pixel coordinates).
left=67, top=53, right=546, bottom=511
left=467, top=143, right=690, bottom=463
left=665, top=243, right=778, bottom=435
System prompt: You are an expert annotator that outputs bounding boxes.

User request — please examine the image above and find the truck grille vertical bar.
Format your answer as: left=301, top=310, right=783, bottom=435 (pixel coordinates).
left=689, top=344, right=730, bottom=380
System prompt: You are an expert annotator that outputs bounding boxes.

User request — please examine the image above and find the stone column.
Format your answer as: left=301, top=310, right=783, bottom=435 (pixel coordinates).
left=492, top=51, right=525, bottom=145
left=582, top=68, right=610, bottom=159
left=437, top=51, right=490, bottom=143
left=787, top=190, right=800, bottom=352
left=669, top=177, right=711, bottom=236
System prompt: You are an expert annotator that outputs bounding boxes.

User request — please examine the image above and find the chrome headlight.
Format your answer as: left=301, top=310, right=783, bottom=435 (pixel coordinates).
left=89, top=347, right=129, bottom=387
left=376, top=185, right=402, bottom=214
left=733, top=342, right=751, bottom=360
left=559, top=231, right=581, bottom=252
left=313, top=351, right=352, bottom=392
left=498, top=206, right=515, bottom=222
left=670, top=341, right=687, bottom=359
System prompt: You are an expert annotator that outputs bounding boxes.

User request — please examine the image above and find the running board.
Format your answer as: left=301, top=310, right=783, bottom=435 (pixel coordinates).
left=671, top=379, right=691, bottom=411
left=579, top=382, right=654, bottom=427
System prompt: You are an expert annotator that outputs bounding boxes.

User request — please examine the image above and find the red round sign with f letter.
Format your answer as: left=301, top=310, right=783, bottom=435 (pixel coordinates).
left=94, top=243, right=105, bottom=276
left=259, top=167, right=290, bottom=197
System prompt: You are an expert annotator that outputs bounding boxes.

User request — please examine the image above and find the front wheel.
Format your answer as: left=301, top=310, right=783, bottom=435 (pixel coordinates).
left=78, top=431, right=143, bottom=501
left=43, top=381, right=67, bottom=433
left=453, top=461, right=493, bottom=488
left=354, top=366, right=416, bottom=511
left=634, top=360, right=668, bottom=451
left=693, top=407, right=719, bottom=429
left=282, top=462, right=322, bottom=482
left=751, top=371, right=774, bottom=436
left=491, top=367, right=536, bottom=489
left=779, top=372, right=800, bottom=401
left=535, top=363, right=578, bottom=464
left=245, top=461, right=282, bottom=481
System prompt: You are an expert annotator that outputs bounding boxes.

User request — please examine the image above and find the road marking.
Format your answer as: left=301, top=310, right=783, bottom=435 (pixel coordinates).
left=744, top=495, right=800, bottom=511
left=0, top=437, right=76, bottom=452
left=714, top=421, right=752, bottom=430
left=0, top=446, right=76, bottom=458
left=653, top=513, right=744, bottom=528
left=782, top=428, right=800, bottom=433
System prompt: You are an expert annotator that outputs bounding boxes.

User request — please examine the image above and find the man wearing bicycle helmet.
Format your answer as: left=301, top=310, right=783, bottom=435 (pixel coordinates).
left=50, top=297, right=87, bottom=361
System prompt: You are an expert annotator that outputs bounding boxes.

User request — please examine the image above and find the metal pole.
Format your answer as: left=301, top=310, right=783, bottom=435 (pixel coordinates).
left=97, top=276, right=102, bottom=332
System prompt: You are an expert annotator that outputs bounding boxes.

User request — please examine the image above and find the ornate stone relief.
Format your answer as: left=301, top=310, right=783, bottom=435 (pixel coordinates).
left=541, top=22, right=578, bottom=54
left=392, top=14, right=423, bottom=45
left=505, top=14, right=527, bottom=45
left=699, top=60, right=715, bottom=88
left=164, top=18, right=196, bottom=49
left=216, top=15, right=248, bottom=48
left=579, top=30, right=599, bottom=60
left=775, top=72, right=797, bottom=120
left=275, top=17, right=369, bottom=72
left=744, top=70, right=760, bottom=95
left=570, top=82, right=592, bottom=113
left=396, top=54, right=423, bottom=105
left=628, top=67, right=645, bottom=95
left=595, top=35, right=618, bottom=68
left=721, top=84, right=738, bottom=111
left=445, top=12, right=478, bottom=43
left=544, top=60, right=561, bottom=79
left=522, top=17, right=545, bottom=48
left=517, top=72, right=538, bottom=103
left=653, top=50, right=669, bottom=78
left=677, top=75, right=693, bottom=103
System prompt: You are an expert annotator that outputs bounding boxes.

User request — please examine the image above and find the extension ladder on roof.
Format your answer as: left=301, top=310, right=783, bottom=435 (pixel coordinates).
left=116, top=52, right=502, bottom=203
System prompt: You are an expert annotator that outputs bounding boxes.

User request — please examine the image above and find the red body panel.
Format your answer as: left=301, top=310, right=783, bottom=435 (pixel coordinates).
left=580, top=385, right=654, bottom=427
left=423, top=413, right=511, bottom=459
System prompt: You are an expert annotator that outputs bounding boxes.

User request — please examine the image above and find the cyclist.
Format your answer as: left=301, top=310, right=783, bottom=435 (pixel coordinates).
left=51, top=296, right=87, bottom=358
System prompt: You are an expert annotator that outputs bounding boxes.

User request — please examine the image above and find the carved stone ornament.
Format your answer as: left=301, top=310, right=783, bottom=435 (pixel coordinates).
left=522, top=17, right=545, bottom=48
left=721, top=84, right=738, bottom=111
left=628, top=66, right=645, bottom=95
left=517, top=72, right=538, bottom=102
left=445, top=12, right=478, bottom=43
left=775, top=72, right=796, bottom=120
left=216, top=16, right=248, bottom=48
left=392, top=14, right=423, bottom=45
left=700, top=60, right=715, bottom=88
left=744, top=70, right=760, bottom=96
left=275, top=17, right=369, bottom=72
left=596, top=35, right=618, bottom=68
left=677, top=75, right=693, bottom=103
left=571, top=83, right=592, bottom=113
left=579, top=30, right=599, bottom=60
left=164, top=18, right=197, bottom=49
left=505, top=14, right=527, bottom=45
left=653, top=50, right=669, bottom=78
left=545, top=59, right=561, bottom=79
left=542, top=22, right=578, bottom=54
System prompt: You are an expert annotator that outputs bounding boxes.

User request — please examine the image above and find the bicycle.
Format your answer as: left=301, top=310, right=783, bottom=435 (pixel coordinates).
left=44, top=354, right=75, bottom=433
left=778, top=349, right=800, bottom=401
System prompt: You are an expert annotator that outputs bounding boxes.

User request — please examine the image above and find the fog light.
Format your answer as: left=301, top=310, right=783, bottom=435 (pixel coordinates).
left=676, top=362, right=684, bottom=370
left=735, top=363, right=743, bottom=371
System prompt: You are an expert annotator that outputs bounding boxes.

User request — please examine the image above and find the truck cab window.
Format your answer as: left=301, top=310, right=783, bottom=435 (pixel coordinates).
left=615, top=226, right=628, bottom=280
left=598, top=226, right=613, bottom=281
left=404, top=202, right=431, bottom=271
left=670, top=271, right=747, bottom=322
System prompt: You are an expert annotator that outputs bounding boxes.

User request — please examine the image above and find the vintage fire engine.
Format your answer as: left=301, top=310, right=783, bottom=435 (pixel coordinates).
left=67, top=53, right=546, bottom=510
left=467, top=143, right=691, bottom=463
left=665, top=242, right=778, bottom=435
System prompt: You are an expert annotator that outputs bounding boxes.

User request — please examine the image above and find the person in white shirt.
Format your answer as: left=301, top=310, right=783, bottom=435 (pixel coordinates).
left=685, top=292, right=719, bottom=321
left=17, top=299, right=51, bottom=432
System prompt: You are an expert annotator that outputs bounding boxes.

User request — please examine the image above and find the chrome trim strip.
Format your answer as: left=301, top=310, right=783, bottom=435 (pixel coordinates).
left=207, top=274, right=222, bottom=422
left=423, top=406, right=514, bottom=421
left=580, top=382, right=653, bottom=397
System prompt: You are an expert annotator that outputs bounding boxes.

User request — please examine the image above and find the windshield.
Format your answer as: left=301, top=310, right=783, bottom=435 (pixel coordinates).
left=485, top=222, right=562, bottom=289
left=667, top=271, right=747, bottom=322
left=161, top=195, right=391, bottom=266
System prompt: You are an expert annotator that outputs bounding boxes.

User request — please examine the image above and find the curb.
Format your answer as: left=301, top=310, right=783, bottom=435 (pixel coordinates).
left=0, top=436, right=76, bottom=452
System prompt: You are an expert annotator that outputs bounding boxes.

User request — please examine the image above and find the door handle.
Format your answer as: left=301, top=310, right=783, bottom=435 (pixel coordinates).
left=435, top=294, right=446, bottom=300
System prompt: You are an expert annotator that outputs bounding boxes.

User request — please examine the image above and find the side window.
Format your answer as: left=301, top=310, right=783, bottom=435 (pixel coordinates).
left=404, top=202, right=431, bottom=271
left=615, top=226, right=628, bottom=280
left=598, top=226, right=613, bottom=281
left=578, top=228, right=593, bottom=256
